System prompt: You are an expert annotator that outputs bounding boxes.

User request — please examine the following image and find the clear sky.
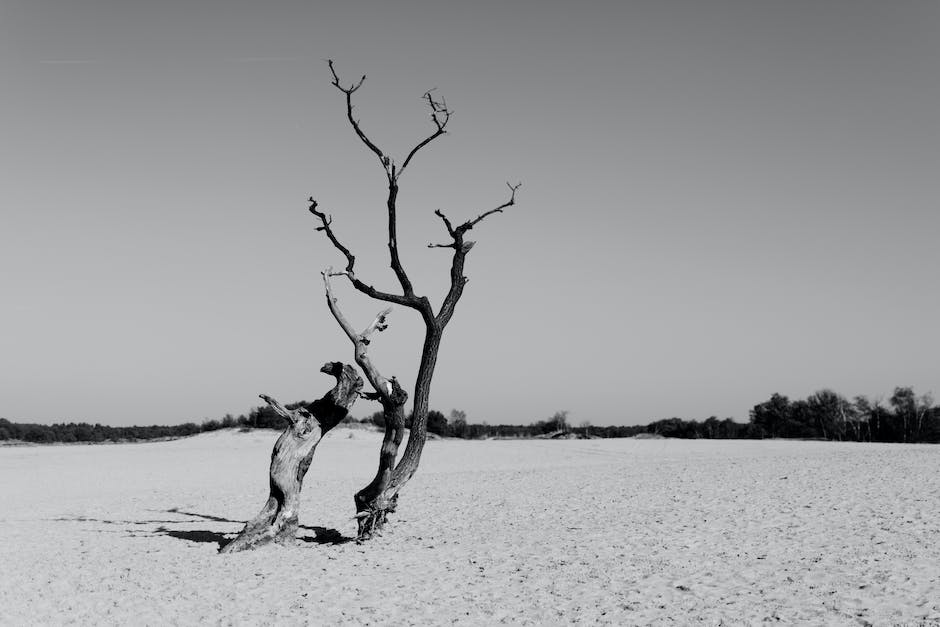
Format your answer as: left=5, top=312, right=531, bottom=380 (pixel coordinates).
left=2, top=1, right=938, bottom=427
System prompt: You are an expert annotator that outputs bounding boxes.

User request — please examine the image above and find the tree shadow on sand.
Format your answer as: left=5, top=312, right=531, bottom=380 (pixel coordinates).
left=154, top=526, right=232, bottom=549
left=159, top=509, right=353, bottom=549
left=297, top=527, right=352, bottom=545
left=163, top=507, right=240, bottom=523
left=49, top=509, right=351, bottom=550
left=153, top=524, right=350, bottom=549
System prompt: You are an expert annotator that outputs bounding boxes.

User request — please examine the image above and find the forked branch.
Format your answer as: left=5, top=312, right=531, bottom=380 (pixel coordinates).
left=432, top=182, right=521, bottom=326
left=327, top=59, right=390, bottom=178
left=317, top=61, right=444, bottom=317
left=434, top=208, right=456, bottom=236
left=428, top=182, right=521, bottom=249
left=400, top=89, right=453, bottom=175
left=308, top=199, right=416, bottom=308
left=322, top=270, right=395, bottom=401
left=460, top=182, right=521, bottom=233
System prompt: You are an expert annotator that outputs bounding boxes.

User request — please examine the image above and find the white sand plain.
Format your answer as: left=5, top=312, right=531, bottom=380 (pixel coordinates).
left=1, top=430, right=938, bottom=625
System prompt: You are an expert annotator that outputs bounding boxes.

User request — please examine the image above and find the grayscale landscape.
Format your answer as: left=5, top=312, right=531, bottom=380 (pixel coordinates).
left=2, top=1, right=939, bottom=625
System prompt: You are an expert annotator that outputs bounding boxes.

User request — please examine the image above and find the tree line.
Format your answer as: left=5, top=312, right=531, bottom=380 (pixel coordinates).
left=747, top=387, right=937, bottom=443
left=2, top=386, right=937, bottom=445
left=0, top=404, right=298, bottom=444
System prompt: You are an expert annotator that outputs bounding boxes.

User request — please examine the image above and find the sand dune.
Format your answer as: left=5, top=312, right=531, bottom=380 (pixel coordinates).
left=1, top=430, right=938, bottom=625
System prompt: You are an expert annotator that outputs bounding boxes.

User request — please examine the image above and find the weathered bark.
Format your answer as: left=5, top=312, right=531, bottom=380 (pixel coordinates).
left=354, top=377, right=408, bottom=539
left=220, top=362, right=362, bottom=553
left=369, top=326, right=441, bottom=520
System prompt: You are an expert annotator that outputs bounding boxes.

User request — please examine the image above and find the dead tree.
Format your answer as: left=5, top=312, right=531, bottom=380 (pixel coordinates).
left=309, top=60, right=519, bottom=538
left=221, top=362, right=362, bottom=553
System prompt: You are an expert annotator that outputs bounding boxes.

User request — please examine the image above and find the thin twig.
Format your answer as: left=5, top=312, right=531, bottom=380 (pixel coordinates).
left=459, top=182, right=522, bottom=233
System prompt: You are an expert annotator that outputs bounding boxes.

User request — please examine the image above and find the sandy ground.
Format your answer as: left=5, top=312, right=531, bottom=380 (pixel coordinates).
left=1, top=431, right=938, bottom=626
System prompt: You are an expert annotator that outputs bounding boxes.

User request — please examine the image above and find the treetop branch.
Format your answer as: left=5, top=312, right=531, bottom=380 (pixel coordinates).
left=429, top=183, right=521, bottom=255
left=457, top=182, right=521, bottom=234
left=433, top=183, right=520, bottom=326
left=399, top=89, right=452, bottom=176
left=327, top=59, right=365, bottom=94
left=327, top=59, right=390, bottom=178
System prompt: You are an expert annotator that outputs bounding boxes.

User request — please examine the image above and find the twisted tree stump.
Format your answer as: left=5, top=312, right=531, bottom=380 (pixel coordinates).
left=220, top=362, right=362, bottom=553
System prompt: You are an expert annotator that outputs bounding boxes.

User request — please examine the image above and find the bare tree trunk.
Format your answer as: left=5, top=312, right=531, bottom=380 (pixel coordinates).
left=371, top=327, right=441, bottom=514
left=221, top=362, right=362, bottom=553
left=354, top=379, right=407, bottom=539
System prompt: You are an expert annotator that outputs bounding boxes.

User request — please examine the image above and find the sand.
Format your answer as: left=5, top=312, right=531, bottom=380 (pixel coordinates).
left=1, top=430, right=938, bottom=625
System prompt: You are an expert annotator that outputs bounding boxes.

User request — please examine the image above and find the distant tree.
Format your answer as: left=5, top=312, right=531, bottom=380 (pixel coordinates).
left=449, top=409, right=468, bottom=438
left=864, top=397, right=895, bottom=442
left=553, top=411, right=570, bottom=433
left=889, top=387, right=934, bottom=443
left=531, top=410, right=570, bottom=435
left=750, top=393, right=791, bottom=438
left=427, top=410, right=448, bottom=436
left=702, top=416, right=720, bottom=439
left=851, top=396, right=874, bottom=442
left=927, top=407, right=940, bottom=442
left=720, top=417, right=745, bottom=439
left=368, top=410, right=386, bottom=429
left=806, top=389, right=851, bottom=441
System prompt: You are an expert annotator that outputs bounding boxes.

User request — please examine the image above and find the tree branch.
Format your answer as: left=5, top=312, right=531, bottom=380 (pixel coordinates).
left=320, top=61, right=446, bottom=316
left=399, top=89, right=452, bottom=176
left=434, top=208, right=456, bottom=237
left=434, top=183, right=521, bottom=326
left=321, top=270, right=360, bottom=343
left=322, top=271, right=395, bottom=401
left=258, top=394, right=310, bottom=426
left=360, top=307, right=392, bottom=344
left=385, top=183, right=416, bottom=297
left=327, top=59, right=391, bottom=179
left=324, top=62, right=412, bottom=296
left=457, top=182, right=521, bottom=234
left=309, top=198, right=355, bottom=273
left=309, top=199, right=418, bottom=308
